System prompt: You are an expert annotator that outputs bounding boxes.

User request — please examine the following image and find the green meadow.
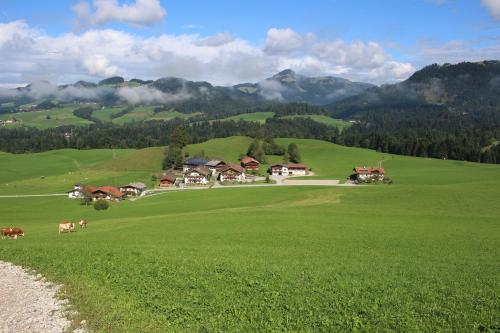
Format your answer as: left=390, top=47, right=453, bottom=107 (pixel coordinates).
left=221, top=112, right=275, bottom=124
left=0, top=107, right=93, bottom=129
left=0, top=137, right=499, bottom=332
left=281, top=115, right=352, bottom=131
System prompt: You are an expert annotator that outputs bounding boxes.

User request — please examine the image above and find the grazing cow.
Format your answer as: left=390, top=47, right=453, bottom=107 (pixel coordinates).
left=78, top=220, right=88, bottom=228
left=58, top=222, right=75, bottom=234
left=1, top=227, right=24, bottom=239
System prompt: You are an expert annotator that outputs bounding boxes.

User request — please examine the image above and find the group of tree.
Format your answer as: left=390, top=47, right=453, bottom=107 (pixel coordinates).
left=163, top=126, right=188, bottom=169
left=246, top=138, right=301, bottom=163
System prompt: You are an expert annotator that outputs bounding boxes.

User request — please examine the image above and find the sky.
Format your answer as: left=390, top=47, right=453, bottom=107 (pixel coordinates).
left=0, top=0, right=499, bottom=87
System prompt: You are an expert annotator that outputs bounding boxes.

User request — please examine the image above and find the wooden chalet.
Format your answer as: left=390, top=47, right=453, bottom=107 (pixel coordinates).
left=219, top=163, right=246, bottom=182
left=91, top=186, right=124, bottom=201
left=241, top=156, right=260, bottom=171
left=183, top=166, right=211, bottom=185
left=205, top=160, right=227, bottom=174
left=159, top=174, right=177, bottom=187
left=119, top=182, right=147, bottom=196
left=351, top=166, right=385, bottom=182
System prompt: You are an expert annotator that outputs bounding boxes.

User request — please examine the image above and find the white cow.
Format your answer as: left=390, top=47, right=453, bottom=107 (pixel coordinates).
left=58, top=222, right=75, bottom=234
left=78, top=220, right=88, bottom=228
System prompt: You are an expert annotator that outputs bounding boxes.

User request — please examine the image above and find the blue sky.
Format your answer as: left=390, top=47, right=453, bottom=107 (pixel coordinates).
left=0, top=0, right=499, bottom=86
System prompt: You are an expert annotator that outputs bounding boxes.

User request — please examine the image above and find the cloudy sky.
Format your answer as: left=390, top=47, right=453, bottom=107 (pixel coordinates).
left=0, top=0, right=499, bottom=87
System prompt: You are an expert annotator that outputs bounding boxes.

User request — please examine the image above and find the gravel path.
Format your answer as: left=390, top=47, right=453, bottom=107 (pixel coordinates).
left=0, top=261, right=86, bottom=333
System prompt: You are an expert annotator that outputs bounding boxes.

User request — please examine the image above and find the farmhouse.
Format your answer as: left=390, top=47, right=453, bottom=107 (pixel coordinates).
left=159, top=174, right=177, bottom=187
left=183, top=166, right=211, bottom=185
left=182, top=157, right=209, bottom=172
left=205, top=160, right=226, bottom=174
left=91, top=186, right=124, bottom=201
left=68, top=184, right=124, bottom=201
left=351, top=166, right=385, bottom=182
left=119, top=182, right=147, bottom=196
left=67, top=184, right=84, bottom=198
left=219, top=163, right=246, bottom=182
left=269, top=163, right=308, bottom=176
left=241, top=156, right=260, bottom=171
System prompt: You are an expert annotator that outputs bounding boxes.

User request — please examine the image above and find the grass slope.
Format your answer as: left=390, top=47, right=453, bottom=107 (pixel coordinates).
left=281, top=115, right=352, bottom=131
left=0, top=138, right=499, bottom=332
left=219, top=112, right=274, bottom=124
left=0, top=107, right=93, bottom=129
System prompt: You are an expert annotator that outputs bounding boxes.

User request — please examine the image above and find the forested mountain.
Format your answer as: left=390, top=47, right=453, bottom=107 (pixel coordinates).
left=334, top=61, right=500, bottom=163
left=0, top=69, right=374, bottom=115
left=234, top=69, right=374, bottom=104
left=329, top=60, right=500, bottom=118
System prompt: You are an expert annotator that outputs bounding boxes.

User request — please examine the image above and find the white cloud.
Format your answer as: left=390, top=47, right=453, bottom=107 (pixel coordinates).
left=263, top=28, right=314, bottom=55
left=74, top=0, right=166, bottom=27
left=83, top=54, right=120, bottom=77
left=0, top=21, right=418, bottom=88
left=117, top=86, right=191, bottom=104
left=481, top=0, right=500, bottom=20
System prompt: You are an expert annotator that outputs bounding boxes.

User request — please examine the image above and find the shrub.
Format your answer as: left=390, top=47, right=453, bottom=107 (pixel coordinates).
left=94, top=199, right=109, bottom=211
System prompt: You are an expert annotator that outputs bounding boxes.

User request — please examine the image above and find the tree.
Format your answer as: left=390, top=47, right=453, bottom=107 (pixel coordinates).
left=163, top=145, right=183, bottom=170
left=288, top=143, right=301, bottom=163
left=247, top=139, right=265, bottom=163
left=170, top=126, right=188, bottom=148
left=94, top=199, right=109, bottom=211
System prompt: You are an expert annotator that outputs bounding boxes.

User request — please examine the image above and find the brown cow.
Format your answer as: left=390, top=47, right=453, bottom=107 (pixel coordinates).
left=78, top=220, right=88, bottom=228
left=1, top=227, right=25, bottom=239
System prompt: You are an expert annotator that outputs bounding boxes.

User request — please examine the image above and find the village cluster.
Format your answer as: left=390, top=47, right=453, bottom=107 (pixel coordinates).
left=66, top=155, right=311, bottom=201
left=65, top=153, right=386, bottom=203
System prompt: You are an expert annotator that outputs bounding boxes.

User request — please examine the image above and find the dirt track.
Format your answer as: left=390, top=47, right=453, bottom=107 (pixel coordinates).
left=0, top=261, right=86, bottom=333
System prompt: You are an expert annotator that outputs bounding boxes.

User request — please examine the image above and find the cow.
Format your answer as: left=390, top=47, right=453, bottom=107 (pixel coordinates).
left=78, top=220, right=88, bottom=228
left=58, top=222, right=75, bottom=234
left=1, top=227, right=24, bottom=239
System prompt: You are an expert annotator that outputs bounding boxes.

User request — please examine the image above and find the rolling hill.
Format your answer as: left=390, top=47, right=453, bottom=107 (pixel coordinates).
left=0, top=136, right=499, bottom=332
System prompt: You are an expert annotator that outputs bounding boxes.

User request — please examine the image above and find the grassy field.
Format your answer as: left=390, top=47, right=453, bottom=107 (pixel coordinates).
left=0, top=137, right=499, bottom=332
left=220, top=112, right=275, bottom=124
left=0, top=107, right=93, bottom=129
left=220, top=112, right=352, bottom=131
left=112, top=106, right=199, bottom=125
left=281, top=115, right=352, bottom=131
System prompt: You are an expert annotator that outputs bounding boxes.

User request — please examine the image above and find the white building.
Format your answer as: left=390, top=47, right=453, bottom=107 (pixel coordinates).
left=219, top=164, right=246, bottom=182
left=269, top=163, right=308, bottom=176
left=183, top=166, right=210, bottom=185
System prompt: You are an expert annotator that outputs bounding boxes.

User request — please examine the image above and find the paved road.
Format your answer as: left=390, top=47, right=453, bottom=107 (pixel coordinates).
left=0, top=194, right=66, bottom=198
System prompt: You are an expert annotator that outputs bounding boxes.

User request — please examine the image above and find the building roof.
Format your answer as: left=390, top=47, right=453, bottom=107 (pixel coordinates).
left=205, top=160, right=225, bottom=167
left=160, top=174, right=177, bottom=183
left=120, top=182, right=147, bottom=190
left=183, top=157, right=210, bottom=166
left=241, top=156, right=259, bottom=164
left=287, top=163, right=307, bottom=169
left=82, top=185, right=99, bottom=194
left=270, top=163, right=307, bottom=169
left=220, top=163, right=245, bottom=174
left=185, top=166, right=211, bottom=177
left=353, top=166, right=385, bottom=174
left=96, top=186, right=124, bottom=198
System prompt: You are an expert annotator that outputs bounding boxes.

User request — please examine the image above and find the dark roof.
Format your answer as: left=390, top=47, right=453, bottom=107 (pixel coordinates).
left=160, top=174, right=177, bottom=183
left=120, top=182, right=147, bottom=190
left=241, top=156, right=259, bottom=164
left=184, top=157, right=210, bottom=166
left=205, top=160, right=225, bottom=167
left=185, top=166, right=211, bottom=177
left=220, top=163, right=245, bottom=174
